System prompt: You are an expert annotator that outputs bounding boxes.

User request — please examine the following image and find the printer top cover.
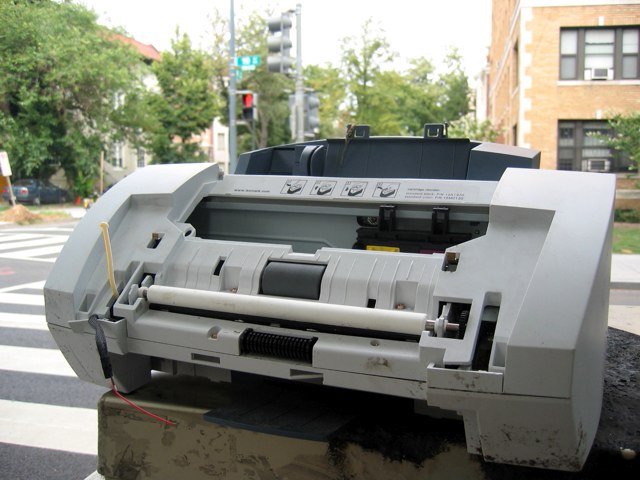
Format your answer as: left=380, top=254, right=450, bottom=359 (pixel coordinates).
left=45, top=130, right=615, bottom=471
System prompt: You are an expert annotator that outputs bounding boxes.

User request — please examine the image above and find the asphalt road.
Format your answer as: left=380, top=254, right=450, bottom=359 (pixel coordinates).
left=0, top=221, right=107, bottom=480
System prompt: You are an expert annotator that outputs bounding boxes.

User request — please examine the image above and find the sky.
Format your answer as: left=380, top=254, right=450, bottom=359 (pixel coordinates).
left=78, top=0, right=492, bottom=80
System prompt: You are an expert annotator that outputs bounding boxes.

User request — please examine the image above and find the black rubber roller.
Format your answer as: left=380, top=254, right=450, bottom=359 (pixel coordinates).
left=260, top=261, right=326, bottom=300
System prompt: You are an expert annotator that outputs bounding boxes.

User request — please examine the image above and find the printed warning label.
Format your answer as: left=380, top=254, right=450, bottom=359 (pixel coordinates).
left=311, top=180, right=337, bottom=196
left=373, top=182, right=400, bottom=199
left=405, top=187, right=465, bottom=202
left=341, top=181, right=368, bottom=197
left=281, top=179, right=307, bottom=195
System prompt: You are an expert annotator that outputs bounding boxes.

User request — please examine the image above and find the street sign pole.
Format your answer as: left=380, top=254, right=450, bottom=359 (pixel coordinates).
left=228, top=0, right=237, bottom=174
left=294, top=4, right=304, bottom=143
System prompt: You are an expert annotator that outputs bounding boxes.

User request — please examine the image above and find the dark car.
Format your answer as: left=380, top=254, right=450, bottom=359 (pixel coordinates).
left=2, top=178, right=68, bottom=205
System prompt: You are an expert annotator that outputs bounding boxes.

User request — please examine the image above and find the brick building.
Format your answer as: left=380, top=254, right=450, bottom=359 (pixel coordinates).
left=486, top=0, right=640, bottom=171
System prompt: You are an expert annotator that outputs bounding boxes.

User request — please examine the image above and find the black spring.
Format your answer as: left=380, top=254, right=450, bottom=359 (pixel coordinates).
left=239, top=329, right=317, bottom=363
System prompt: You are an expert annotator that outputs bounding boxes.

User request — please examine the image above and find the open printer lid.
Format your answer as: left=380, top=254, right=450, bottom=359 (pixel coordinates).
left=235, top=124, right=540, bottom=181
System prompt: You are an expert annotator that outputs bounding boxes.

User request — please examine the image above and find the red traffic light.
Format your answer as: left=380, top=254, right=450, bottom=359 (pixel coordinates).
left=242, top=93, right=254, bottom=108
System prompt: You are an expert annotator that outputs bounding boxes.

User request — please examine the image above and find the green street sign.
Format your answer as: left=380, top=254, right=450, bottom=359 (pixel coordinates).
left=236, top=55, right=261, bottom=69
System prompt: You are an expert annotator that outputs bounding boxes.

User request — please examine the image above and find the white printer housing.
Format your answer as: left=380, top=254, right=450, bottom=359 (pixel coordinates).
left=45, top=143, right=615, bottom=471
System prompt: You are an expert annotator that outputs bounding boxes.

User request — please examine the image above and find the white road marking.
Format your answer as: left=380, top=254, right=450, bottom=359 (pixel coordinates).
left=0, top=399, right=97, bottom=455
left=0, top=280, right=46, bottom=293
left=0, top=234, right=47, bottom=244
left=0, top=312, right=48, bottom=331
left=0, top=236, right=67, bottom=252
left=0, top=244, right=64, bottom=263
left=0, top=345, right=76, bottom=377
left=0, top=292, right=45, bottom=306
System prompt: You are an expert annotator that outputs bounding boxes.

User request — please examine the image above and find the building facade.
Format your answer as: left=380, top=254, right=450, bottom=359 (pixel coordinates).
left=487, top=0, right=640, bottom=171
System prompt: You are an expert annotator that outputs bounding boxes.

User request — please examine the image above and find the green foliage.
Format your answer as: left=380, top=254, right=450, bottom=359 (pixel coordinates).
left=615, top=209, right=640, bottom=223
left=449, top=114, right=501, bottom=141
left=437, top=49, right=471, bottom=122
left=340, top=19, right=393, bottom=128
left=148, top=32, right=221, bottom=163
left=0, top=0, right=151, bottom=195
left=402, top=57, right=444, bottom=135
left=606, top=112, right=640, bottom=171
left=338, top=20, right=472, bottom=136
left=304, top=64, right=347, bottom=139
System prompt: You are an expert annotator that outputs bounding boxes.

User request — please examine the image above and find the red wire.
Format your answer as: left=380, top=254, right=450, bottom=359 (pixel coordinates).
left=110, top=379, right=175, bottom=426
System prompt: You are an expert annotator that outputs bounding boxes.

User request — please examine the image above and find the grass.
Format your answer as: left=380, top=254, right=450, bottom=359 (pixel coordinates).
left=613, top=223, right=640, bottom=254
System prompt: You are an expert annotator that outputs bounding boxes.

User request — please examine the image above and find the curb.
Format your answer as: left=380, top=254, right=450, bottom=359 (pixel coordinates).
left=610, top=281, right=640, bottom=290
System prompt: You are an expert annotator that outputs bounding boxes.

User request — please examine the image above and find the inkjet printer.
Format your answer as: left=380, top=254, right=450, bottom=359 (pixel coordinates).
left=45, top=125, right=615, bottom=471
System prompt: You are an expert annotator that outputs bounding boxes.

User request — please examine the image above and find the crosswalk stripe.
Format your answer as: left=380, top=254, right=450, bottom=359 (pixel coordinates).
left=28, top=227, right=74, bottom=232
left=0, top=280, right=46, bottom=293
left=0, top=399, right=97, bottom=455
left=0, top=292, right=45, bottom=306
left=0, top=234, right=47, bottom=244
left=0, top=345, right=76, bottom=377
left=0, top=236, right=67, bottom=252
left=0, top=244, right=64, bottom=262
left=0, top=312, right=48, bottom=331
left=0, top=227, right=73, bottom=233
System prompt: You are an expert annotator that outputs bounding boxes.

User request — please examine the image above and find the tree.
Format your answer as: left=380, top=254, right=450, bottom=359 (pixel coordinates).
left=304, top=64, right=347, bottom=138
left=449, top=114, right=501, bottom=141
left=606, top=112, right=640, bottom=172
left=402, top=57, right=446, bottom=135
left=148, top=32, right=221, bottom=163
left=337, top=20, right=472, bottom=136
left=0, top=0, right=151, bottom=195
left=437, top=49, right=471, bottom=122
left=340, top=18, right=393, bottom=128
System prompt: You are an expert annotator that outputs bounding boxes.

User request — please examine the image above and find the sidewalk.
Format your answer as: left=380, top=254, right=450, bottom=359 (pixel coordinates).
left=611, top=254, right=640, bottom=289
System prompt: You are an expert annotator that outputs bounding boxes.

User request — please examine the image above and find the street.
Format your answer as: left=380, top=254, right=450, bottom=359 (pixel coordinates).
left=0, top=221, right=107, bottom=480
left=0, top=219, right=638, bottom=479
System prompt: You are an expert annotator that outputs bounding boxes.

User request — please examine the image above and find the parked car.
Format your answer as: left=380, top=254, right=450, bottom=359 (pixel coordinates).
left=2, top=178, right=68, bottom=205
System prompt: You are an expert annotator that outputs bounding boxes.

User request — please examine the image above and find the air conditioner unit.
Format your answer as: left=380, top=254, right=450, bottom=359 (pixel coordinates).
left=583, top=159, right=611, bottom=172
left=587, top=68, right=613, bottom=80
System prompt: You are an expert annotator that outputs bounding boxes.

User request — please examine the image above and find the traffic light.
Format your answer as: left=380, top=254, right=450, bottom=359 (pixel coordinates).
left=241, top=92, right=257, bottom=122
left=304, top=92, right=320, bottom=136
left=267, top=13, right=293, bottom=74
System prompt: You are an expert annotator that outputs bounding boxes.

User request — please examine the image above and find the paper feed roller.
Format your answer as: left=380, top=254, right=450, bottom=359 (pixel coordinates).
left=44, top=155, right=615, bottom=471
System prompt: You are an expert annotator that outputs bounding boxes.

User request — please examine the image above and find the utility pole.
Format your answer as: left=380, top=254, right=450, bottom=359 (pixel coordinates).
left=294, top=4, right=304, bottom=143
left=228, top=0, right=237, bottom=173
left=296, top=4, right=304, bottom=142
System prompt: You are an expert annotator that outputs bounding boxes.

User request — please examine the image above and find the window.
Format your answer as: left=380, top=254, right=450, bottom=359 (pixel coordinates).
left=584, top=29, right=615, bottom=75
left=137, top=148, right=146, bottom=168
left=560, top=30, right=578, bottom=79
left=111, top=142, right=124, bottom=169
left=217, top=132, right=226, bottom=151
left=623, top=29, right=639, bottom=78
left=557, top=120, right=631, bottom=172
left=512, top=41, right=519, bottom=90
left=559, top=27, right=640, bottom=80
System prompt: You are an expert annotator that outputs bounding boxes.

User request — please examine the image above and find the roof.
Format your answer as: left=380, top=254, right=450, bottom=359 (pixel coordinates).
left=110, top=33, right=161, bottom=62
